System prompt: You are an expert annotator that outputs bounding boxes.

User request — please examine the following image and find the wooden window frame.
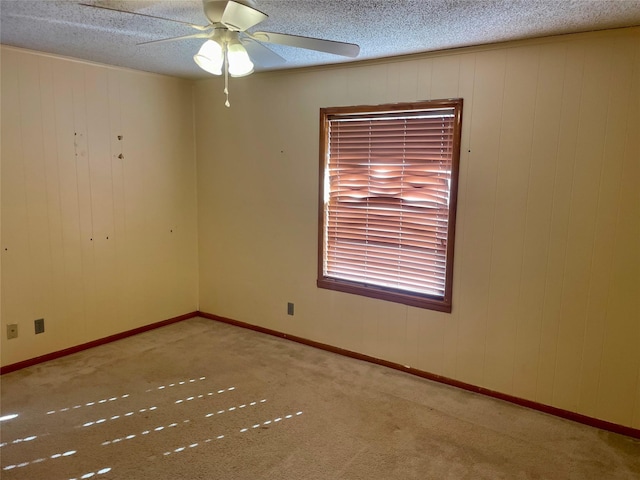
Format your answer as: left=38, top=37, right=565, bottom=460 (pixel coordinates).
left=317, top=99, right=463, bottom=313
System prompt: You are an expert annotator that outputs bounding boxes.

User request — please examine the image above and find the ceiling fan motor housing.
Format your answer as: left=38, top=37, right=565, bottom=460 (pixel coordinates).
left=203, top=0, right=258, bottom=24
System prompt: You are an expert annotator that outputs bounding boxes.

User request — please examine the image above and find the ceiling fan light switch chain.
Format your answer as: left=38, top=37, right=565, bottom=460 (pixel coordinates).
left=224, top=54, right=230, bottom=108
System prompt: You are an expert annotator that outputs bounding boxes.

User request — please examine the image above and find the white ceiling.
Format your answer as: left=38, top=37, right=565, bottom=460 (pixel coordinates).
left=2, top=0, right=640, bottom=79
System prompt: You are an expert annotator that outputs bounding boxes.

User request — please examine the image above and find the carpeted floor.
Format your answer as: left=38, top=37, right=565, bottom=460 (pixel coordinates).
left=1, top=316, right=639, bottom=479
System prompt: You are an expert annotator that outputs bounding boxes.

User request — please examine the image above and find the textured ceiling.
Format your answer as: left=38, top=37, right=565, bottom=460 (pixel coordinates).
left=2, top=0, right=640, bottom=79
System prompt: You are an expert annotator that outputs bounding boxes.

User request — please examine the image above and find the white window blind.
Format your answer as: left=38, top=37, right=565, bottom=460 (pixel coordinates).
left=322, top=106, right=458, bottom=301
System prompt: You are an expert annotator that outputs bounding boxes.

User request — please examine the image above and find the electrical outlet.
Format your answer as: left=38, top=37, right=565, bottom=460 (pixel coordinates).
left=7, top=324, right=18, bottom=339
left=287, top=302, right=294, bottom=316
left=35, top=318, right=45, bottom=334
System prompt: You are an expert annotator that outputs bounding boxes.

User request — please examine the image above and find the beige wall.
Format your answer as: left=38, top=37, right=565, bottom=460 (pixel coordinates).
left=1, top=27, right=638, bottom=430
left=1, top=46, right=199, bottom=367
left=195, top=28, right=640, bottom=429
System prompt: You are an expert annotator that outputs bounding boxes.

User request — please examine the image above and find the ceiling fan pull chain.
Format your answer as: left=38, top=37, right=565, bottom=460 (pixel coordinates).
left=224, top=47, right=231, bottom=107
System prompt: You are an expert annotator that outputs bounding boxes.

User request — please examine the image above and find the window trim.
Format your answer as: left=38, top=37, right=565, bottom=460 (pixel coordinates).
left=317, top=99, right=463, bottom=313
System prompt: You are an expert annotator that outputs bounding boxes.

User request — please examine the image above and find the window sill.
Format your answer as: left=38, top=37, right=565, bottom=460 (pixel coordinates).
left=317, top=277, right=452, bottom=313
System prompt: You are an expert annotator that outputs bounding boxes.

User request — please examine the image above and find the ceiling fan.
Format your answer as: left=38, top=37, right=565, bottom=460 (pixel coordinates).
left=81, top=0, right=360, bottom=106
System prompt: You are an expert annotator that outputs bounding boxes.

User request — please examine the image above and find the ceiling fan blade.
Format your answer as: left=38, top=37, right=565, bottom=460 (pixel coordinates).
left=250, top=31, right=360, bottom=58
left=137, top=32, right=210, bottom=46
left=240, top=37, right=286, bottom=68
left=221, top=0, right=267, bottom=32
left=79, top=3, right=212, bottom=31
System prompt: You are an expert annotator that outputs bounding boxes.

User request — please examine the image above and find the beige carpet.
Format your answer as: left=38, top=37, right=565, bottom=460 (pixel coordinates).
left=1, top=317, right=639, bottom=479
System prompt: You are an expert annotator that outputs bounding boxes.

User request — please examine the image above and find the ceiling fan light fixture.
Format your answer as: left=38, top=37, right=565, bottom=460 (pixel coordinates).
left=194, top=39, right=223, bottom=75
left=81, top=0, right=361, bottom=107
left=227, top=42, right=254, bottom=77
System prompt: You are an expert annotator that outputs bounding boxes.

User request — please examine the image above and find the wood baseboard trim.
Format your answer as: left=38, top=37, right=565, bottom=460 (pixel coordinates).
left=0, top=311, right=199, bottom=375
left=199, top=311, right=640, bottom=440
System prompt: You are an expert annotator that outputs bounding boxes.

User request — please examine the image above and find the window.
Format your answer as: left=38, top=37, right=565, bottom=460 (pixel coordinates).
left=317, top=99, right=463, bottom=312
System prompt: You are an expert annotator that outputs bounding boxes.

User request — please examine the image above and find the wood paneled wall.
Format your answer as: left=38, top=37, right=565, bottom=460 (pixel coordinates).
left=195, top=28, right=640, bottom=428
left=1, top=47, right=199, bottom=367
left=1, top=27, right=638, bottom=431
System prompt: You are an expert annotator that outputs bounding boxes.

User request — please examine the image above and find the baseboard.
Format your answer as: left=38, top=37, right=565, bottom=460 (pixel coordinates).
left=198, top=311, right=640, bottom=440
left=0, top=311, right=199, bottom=375
left=4, top=309, right=637, bottom=439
